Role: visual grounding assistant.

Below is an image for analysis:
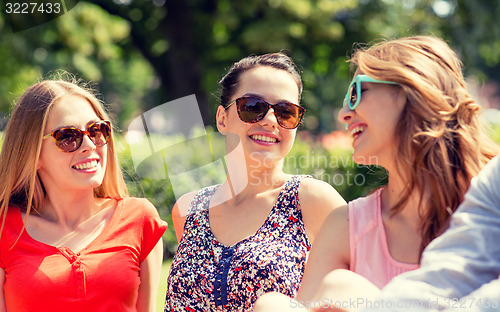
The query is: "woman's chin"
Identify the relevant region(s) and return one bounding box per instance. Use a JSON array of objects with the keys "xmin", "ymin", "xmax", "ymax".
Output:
[{"xmin": 352, "ymin": 152, "xmax": 380, "ymax": 166}]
